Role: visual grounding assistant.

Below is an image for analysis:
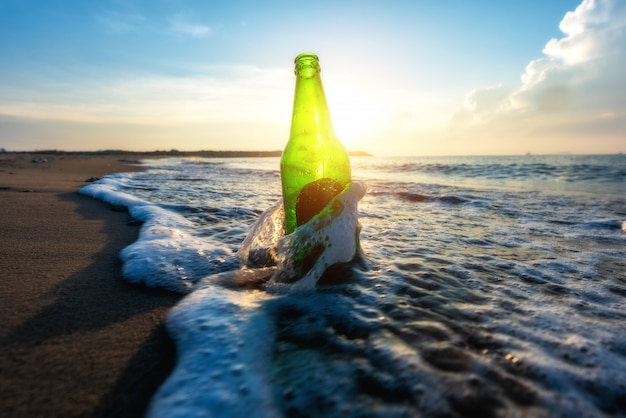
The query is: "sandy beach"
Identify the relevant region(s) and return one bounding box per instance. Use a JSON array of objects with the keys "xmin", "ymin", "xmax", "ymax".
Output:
[{"xmin": 0, "ymin": 153, "xmax": 182, "ymax": 417}]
